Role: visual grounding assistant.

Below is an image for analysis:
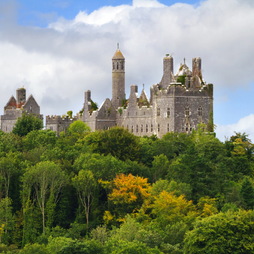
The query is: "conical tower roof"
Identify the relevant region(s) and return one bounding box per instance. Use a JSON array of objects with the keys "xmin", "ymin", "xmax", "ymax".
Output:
[{"xmin": 112, "ymin": 43, "xmax": 125, "ymax": 59}]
